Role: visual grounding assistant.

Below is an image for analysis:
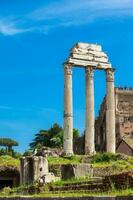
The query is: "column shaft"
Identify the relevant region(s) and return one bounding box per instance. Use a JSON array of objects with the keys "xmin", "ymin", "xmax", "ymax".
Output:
[
  {"xmin": 85, "ymin": 67, "xmax": 95, "ymax": 155},
  {"xmin": 106, "ymin": 68, "xmax": 116, "ymax": 153},
  {"xmin": 64, "ymin": 64, "xmax": 73, "ymax": 155}
]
